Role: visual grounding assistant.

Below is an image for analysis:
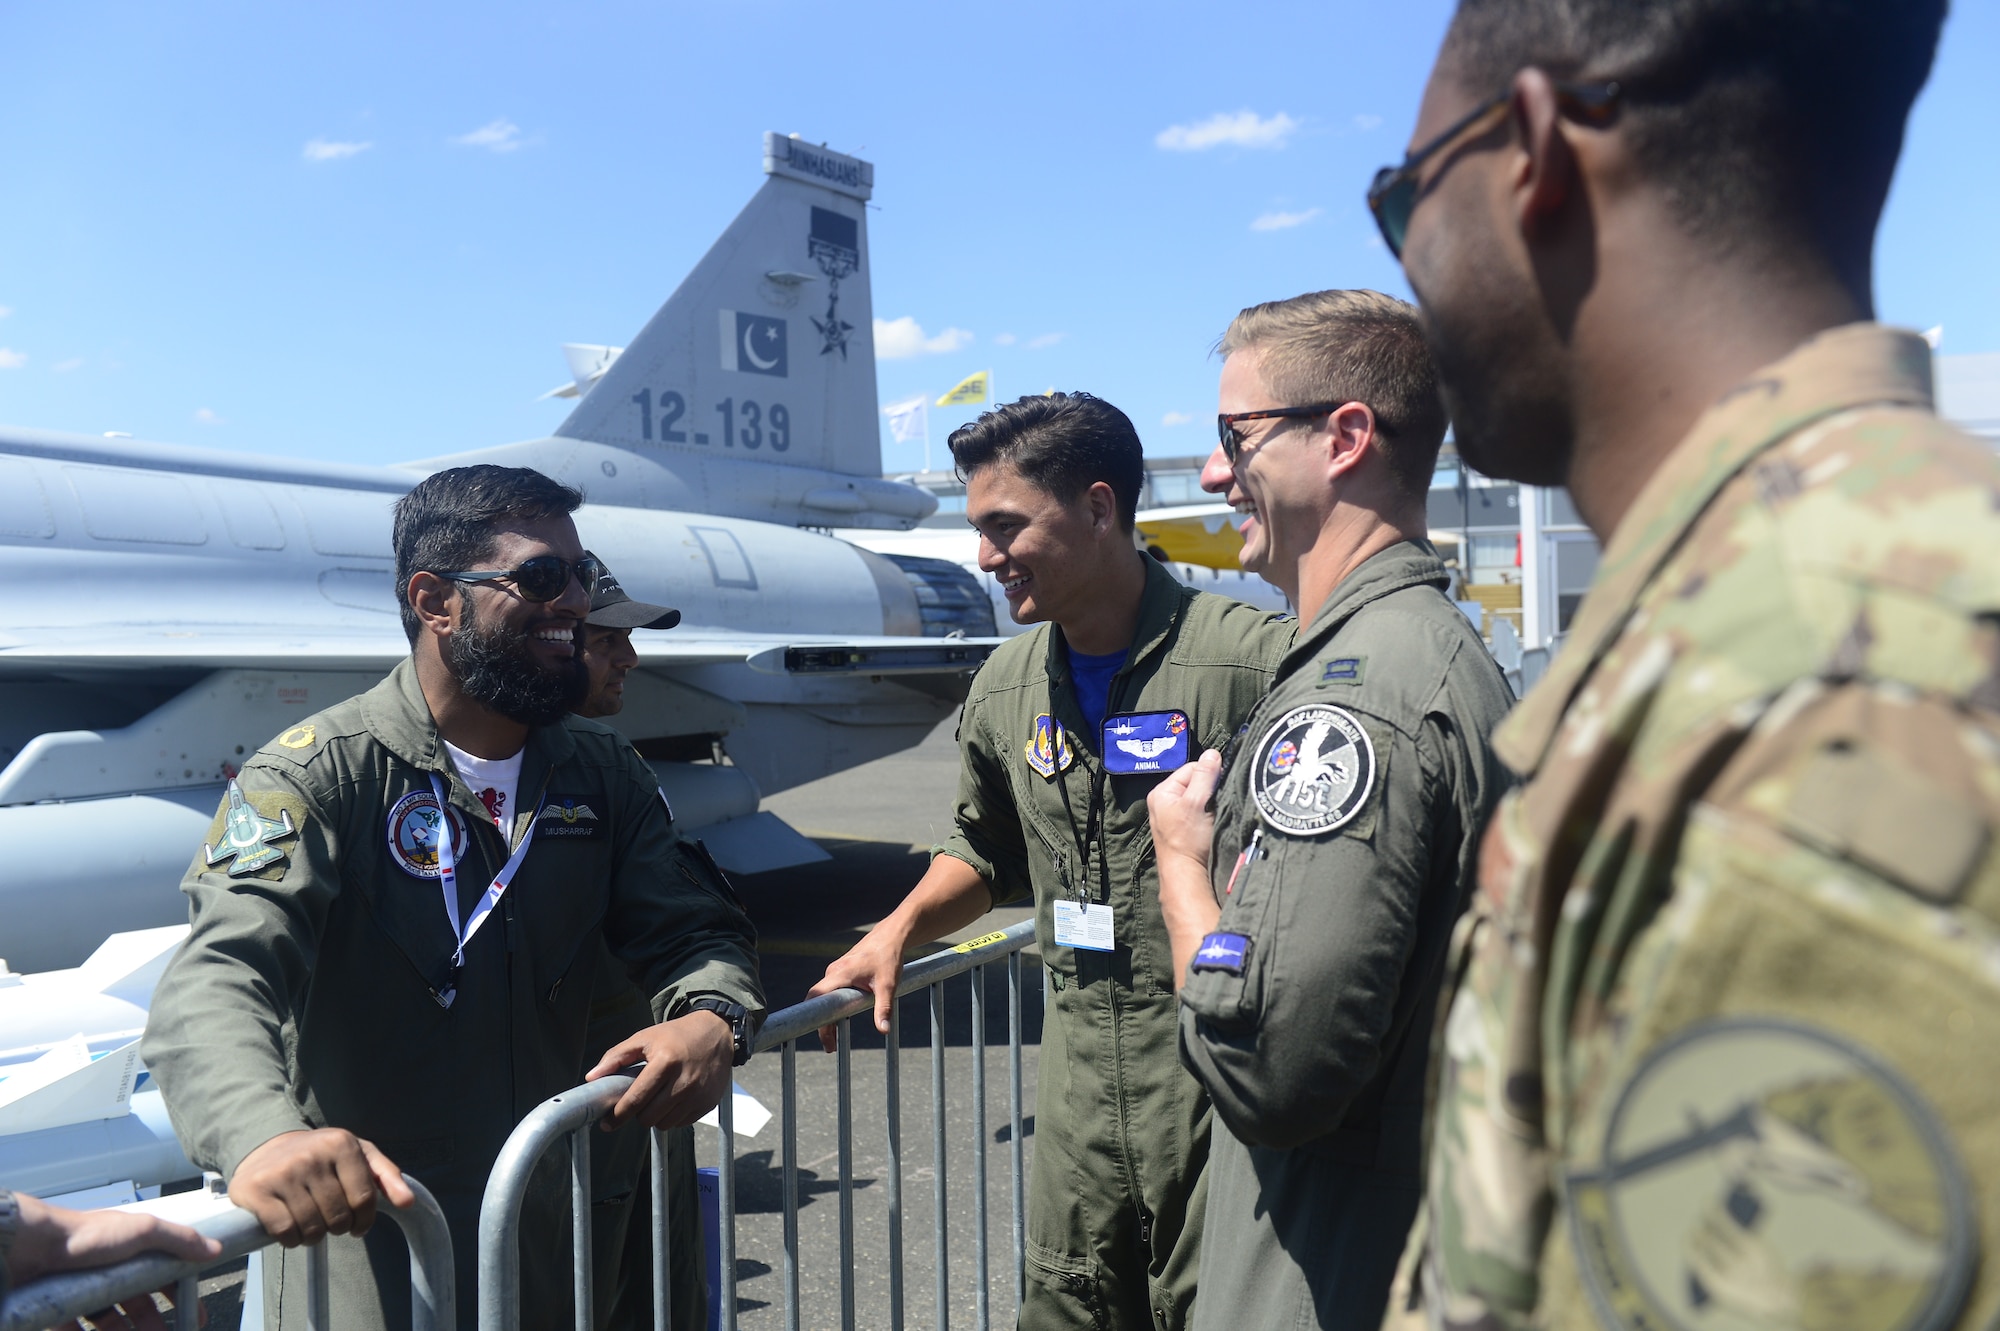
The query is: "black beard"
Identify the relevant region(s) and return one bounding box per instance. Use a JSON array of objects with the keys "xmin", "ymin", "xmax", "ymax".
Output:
[{"xmin": 447, "ymin": 607, "xmax": 586, "ymax": 727}]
